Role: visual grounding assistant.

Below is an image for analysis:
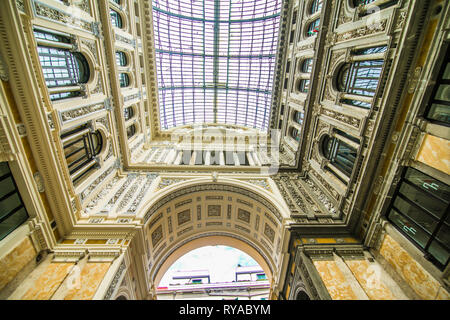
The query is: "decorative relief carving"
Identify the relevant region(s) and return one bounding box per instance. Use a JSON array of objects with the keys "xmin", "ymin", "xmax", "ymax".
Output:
[
  {"xmin": 177, "ymin": 226, "xmax": 193, "ymax": 237},
  {"xmin": 309, "ymin": 169, "xmax": 340, "ymax": 201},
  {"xmin": 174, "ymin": 199, "xmax": 192, "ymax": 209},
  {"xmin": 237, "ymin": 208, "xmax": 251, "ymax": 224},
  {"xmin": 151, "ymin": 225, "xmax": 163, "ymax": 247},
  {"xmin": 85, "ymin": 176, "xmax": 119, "ymax": 213},
  {"xmin": 74, "ymin": 0, "xmax": 91, "ymax": 15},
  {"xmin": 16, "ymin": 0, "xmax": 25, "ymax": 12},
  {"xmin": 264, "ymin": 223, "xmax": 275, "ymax": 243},
  {"xmin": 235, "ymin": 224, "xmax": 250, "ymax": 234},
  {"xmin": 157, "ymin": 178, "xmax": 186, "ymax": 190},
  {"xmin": 116, "ymin": 176, "xmax": 145, "ymax": 212},
  {"xmin": 33, "ymin": 172, "xmax": 45, "ymax": 192},
  {"xmin": 241, "ymin": 179, "xmax": 271, "ymax": 191},
  {"xmin": 207, "ymin": 205, "xmax": 221, "ymax": 217},
  {"xmin": 304, "ymin": 178, "xmax": 337, "ymax": 214},
  {"xmin": 0, "ymin": 52, "xmax": 9, "ymax": 81},
  {"xmin": 144, "ymin": 184, "xmax": 282, "ymax": 225},
  {"xmin": 148, "ymin": 212, "xmax": 163, "ymax": 230},
  {"xmin": 236, "ymin": 198, "xmax": 253, "ymax": 208},
  {"xmin": 103, "ymin": 259, "xmax": 126, "ymax": 300},
  {"xmin": 197, "ymin": 205, "xmax": 201, "ymax": 220},
  {"xmin": 106, "ymin": 174, "xmax": 137, "ymax": 206},
  {"xmin": 167, "ymin": 216, "xmax": 172, "ymax": 233},
  {"xmin": 80, "ymin": 164, "xmax": 115, "ymax": 201}
]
